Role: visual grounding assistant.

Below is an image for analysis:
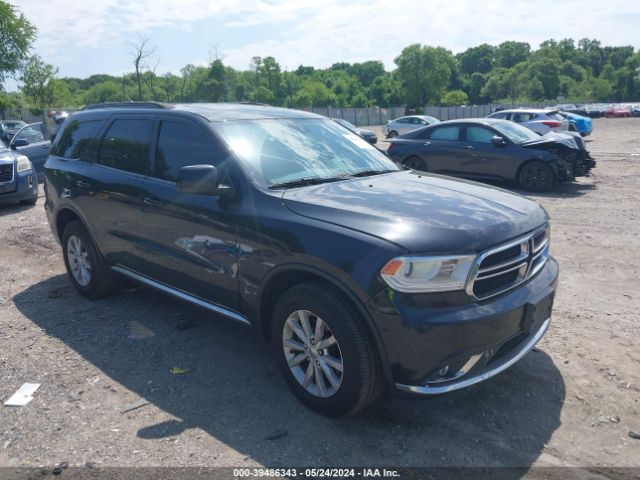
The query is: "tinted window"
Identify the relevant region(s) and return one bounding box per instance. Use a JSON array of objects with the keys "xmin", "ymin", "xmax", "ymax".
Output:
[
  {"xmin": 466, "ymin": 126, "xmax": 495, "ymax": 143},
  {"xmin": 429, "ymin": 126, "xmax": 460, "ymax": 141},
  {"xmin": 52, "ymin": 120, "xmax": 102, "ymax": 159},
  {"xmin": 155, "ymin": 121, "xmax": 222, "ymax": 182},
  {"xmin": 490, "ymin": 112, "xmax": 508, "ymax": 119},
  {"xmin": 98, "ymin": 119, "xmax": 152, "ymax": 174}
]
